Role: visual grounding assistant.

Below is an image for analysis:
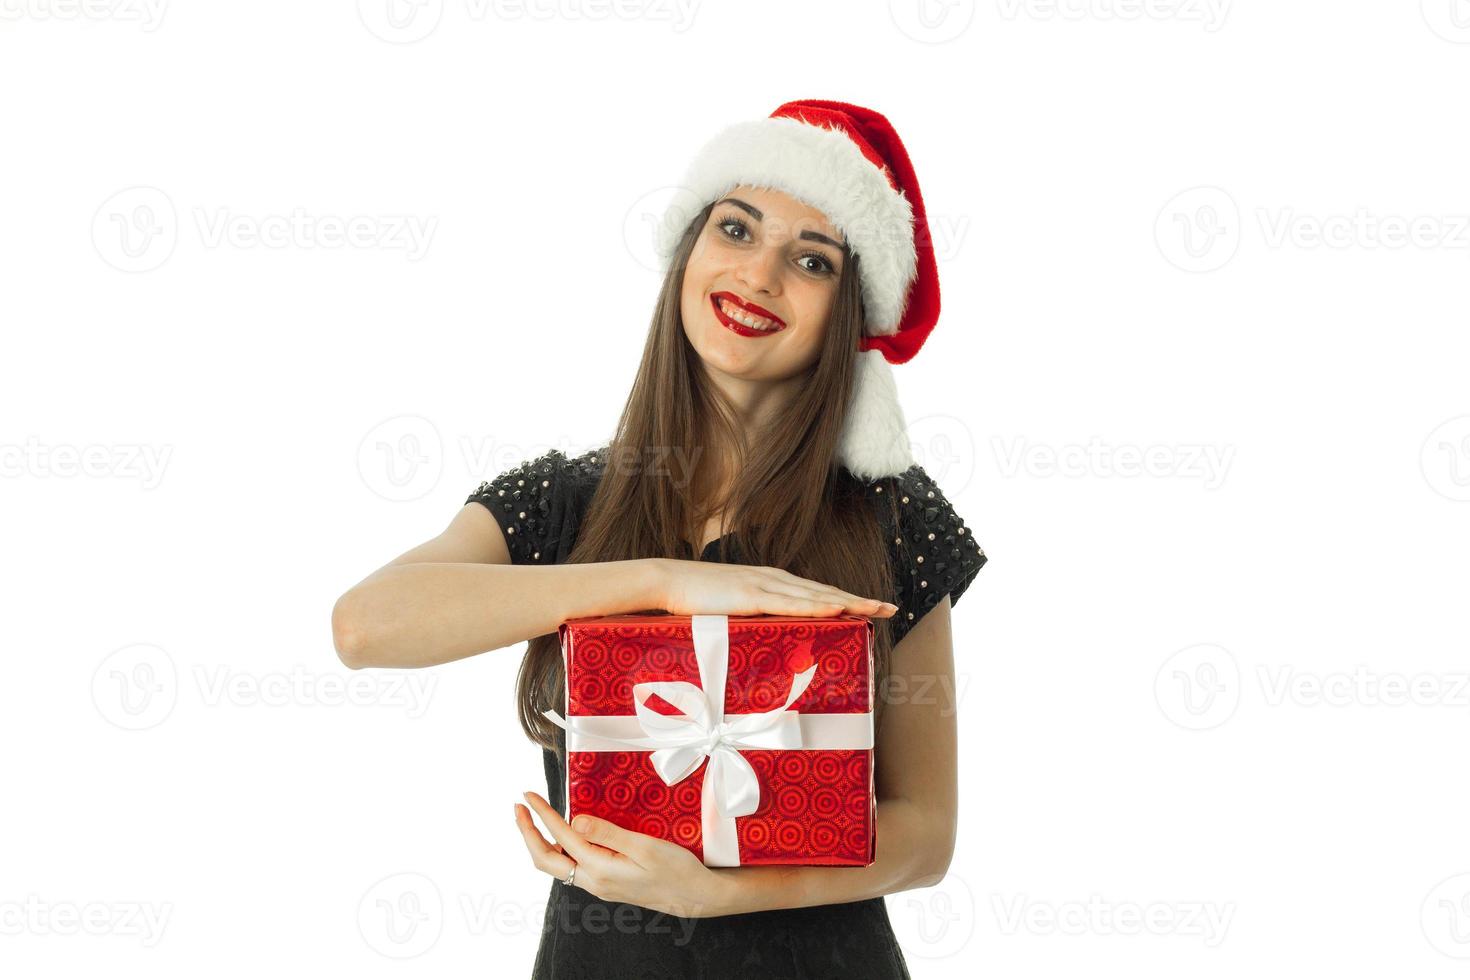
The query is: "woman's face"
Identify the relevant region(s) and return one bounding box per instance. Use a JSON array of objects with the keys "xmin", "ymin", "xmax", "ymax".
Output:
[{"xmin": 680, "ymin": 184, "xmax": 849, "ymax": 387}]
